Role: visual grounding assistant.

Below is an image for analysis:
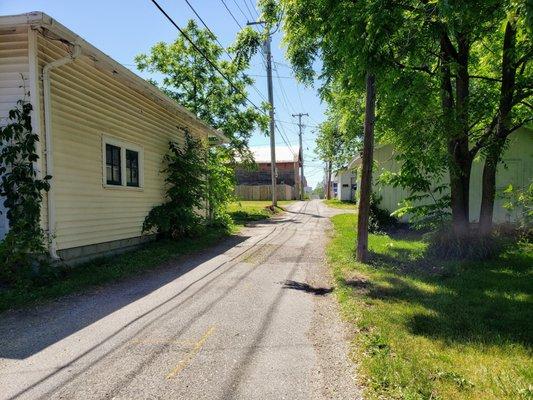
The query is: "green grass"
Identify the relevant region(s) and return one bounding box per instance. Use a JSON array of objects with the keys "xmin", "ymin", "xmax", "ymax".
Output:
[
  {"xmin": 327, "ymin": 213, "xmax": 533, "ymax": 400},
  {"xmin": 323, "ymin": 198, "xmax": 357, "ymax": 210},
  {"xmin": 0, "ymin": 201, "xmax": 296, "ymax": 313},
  {"xmin": 228, "ymin": 200, "xmax": 295, "ymax": 225},
  {"xmin": 0, "ymin": 227, "xmax": 230, "ymax": 313}
]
